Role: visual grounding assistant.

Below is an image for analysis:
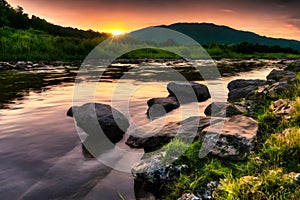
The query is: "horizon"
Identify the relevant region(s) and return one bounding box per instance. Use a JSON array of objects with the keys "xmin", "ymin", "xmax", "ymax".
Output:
[{"xmin": 6, "ymin": 0, "xmax": 300, "ymax": 41}]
